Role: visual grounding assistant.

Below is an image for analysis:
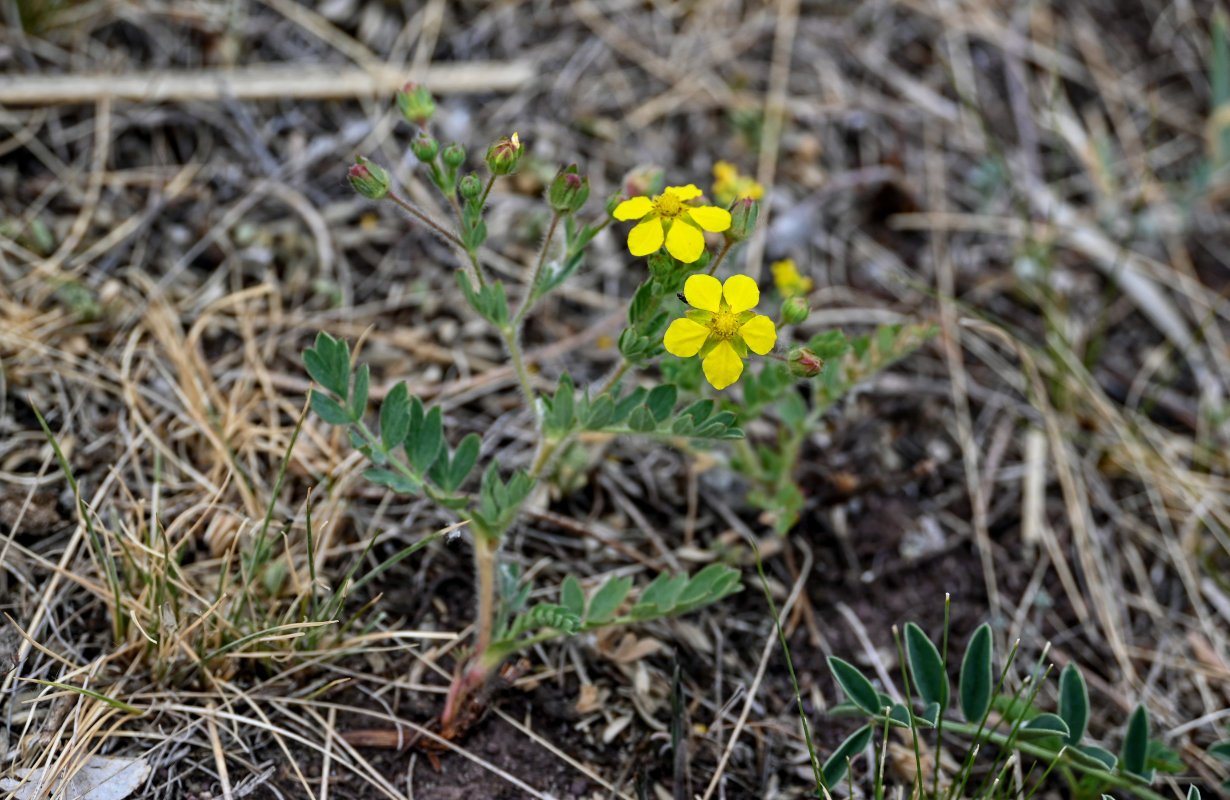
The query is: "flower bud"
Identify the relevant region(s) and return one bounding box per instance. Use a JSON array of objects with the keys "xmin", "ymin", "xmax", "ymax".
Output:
[
  {"xmin": 459, "ymin": 172, "xmax": 482, "ymax": 200},
  {"xmin": 396, "ymin": 82, "xmax": 435, "ymax": 126},
  {"xmin": 548, "ymin": 165, "xmax": 590, "ymax": 213},
  {"xmin": 622, "ymin": 164, "xmax": 664, "ymax": 198},
  {"xmin": 725, "ymin": 197, "xmax": 759, "ymax": 242},
  {"xmin": 442, "ymin": 142, "xmax": 466, "ymax": 169},
  {"xmin": 781, "ymin": 295, "xmax": 810, "ymax": 325},
  {"xmin": 788, "ymin": 346, "xmax": 824, "ymax": 379},
  {"xmin": 485, "ymin": 132, "xmax": 522, "ymax": 176},
  {"xmin": 411, "ymin": 134, "xmax": 439, "ymax": 163},
  {"xmin": 348, "ymin": 156, "xmax": 389, "ymax": 200}
]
